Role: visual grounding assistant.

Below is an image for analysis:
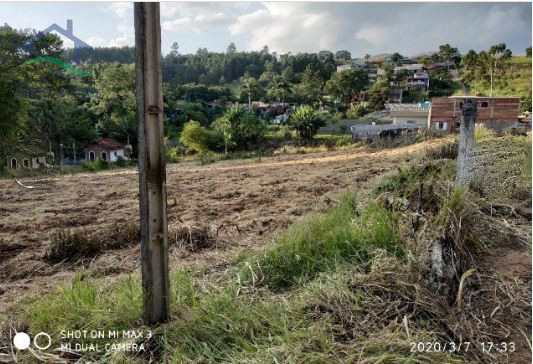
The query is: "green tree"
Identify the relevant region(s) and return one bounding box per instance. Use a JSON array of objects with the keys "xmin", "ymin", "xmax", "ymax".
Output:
[
  {"xmin": 324, "ymin": 69, "xmax": 368, "ymax": 106},
  {"xmin": 89, "ymin": 64, "xmax": 137, "ymax": 145},
  {"xmin": 267, "ymin": 75, "xmax": 292, "ymax": 103},
  {"xmin": 179, "ymin": 120, "xmax": 213, "ymax": 154},
  {"xmin": 335, "ymin": 50, "xmax": 351, "ymax": 64},
  {"xmin": 212, "ymin": 106, "xmax": 266, "ymax": 151},
  {"xmin": 486, "ymin": 43, "xmax": 512, "ymax": 96},
  {"xmin": 288, "ymin": 105, "xmax": 325, "ymax": 140},
  {"xmin": 240, "ymin": 73, "xmax": 260, "ymax": 110},
  {"xmin": 297, "ymin": 66, "xmax": 323, "ymax": 105}
]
